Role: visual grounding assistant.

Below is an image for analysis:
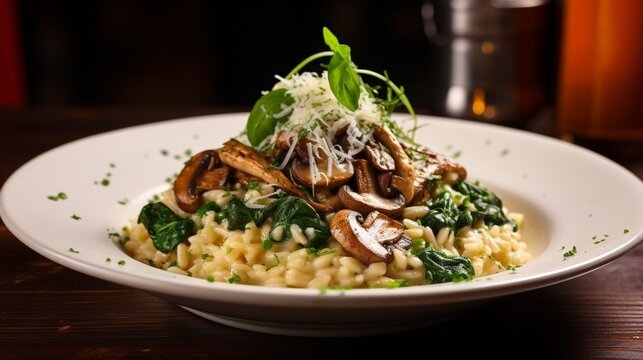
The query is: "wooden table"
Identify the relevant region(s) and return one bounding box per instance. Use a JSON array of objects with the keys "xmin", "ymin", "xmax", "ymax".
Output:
[{"xmin": 1, "ymin": 108, "xmax": 641, "ymax": 359}]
